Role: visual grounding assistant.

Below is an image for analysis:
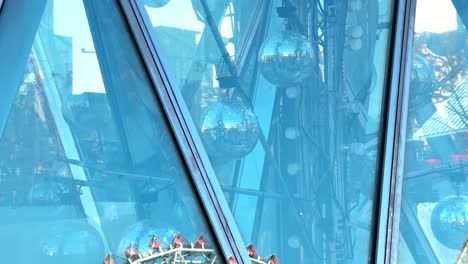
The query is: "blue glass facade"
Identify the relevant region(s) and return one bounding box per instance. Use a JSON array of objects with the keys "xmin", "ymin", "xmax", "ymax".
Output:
[
  {"xmin": 140, "ymin": 0, "xmax": 394, "ymax": 263},
  {"xmin": 0, "ymin": 0, "xmax": 466, "ymax": 263},
  {"xmin": 0, "ymin": 0, "xmax": 219, "ymax": 263}
]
